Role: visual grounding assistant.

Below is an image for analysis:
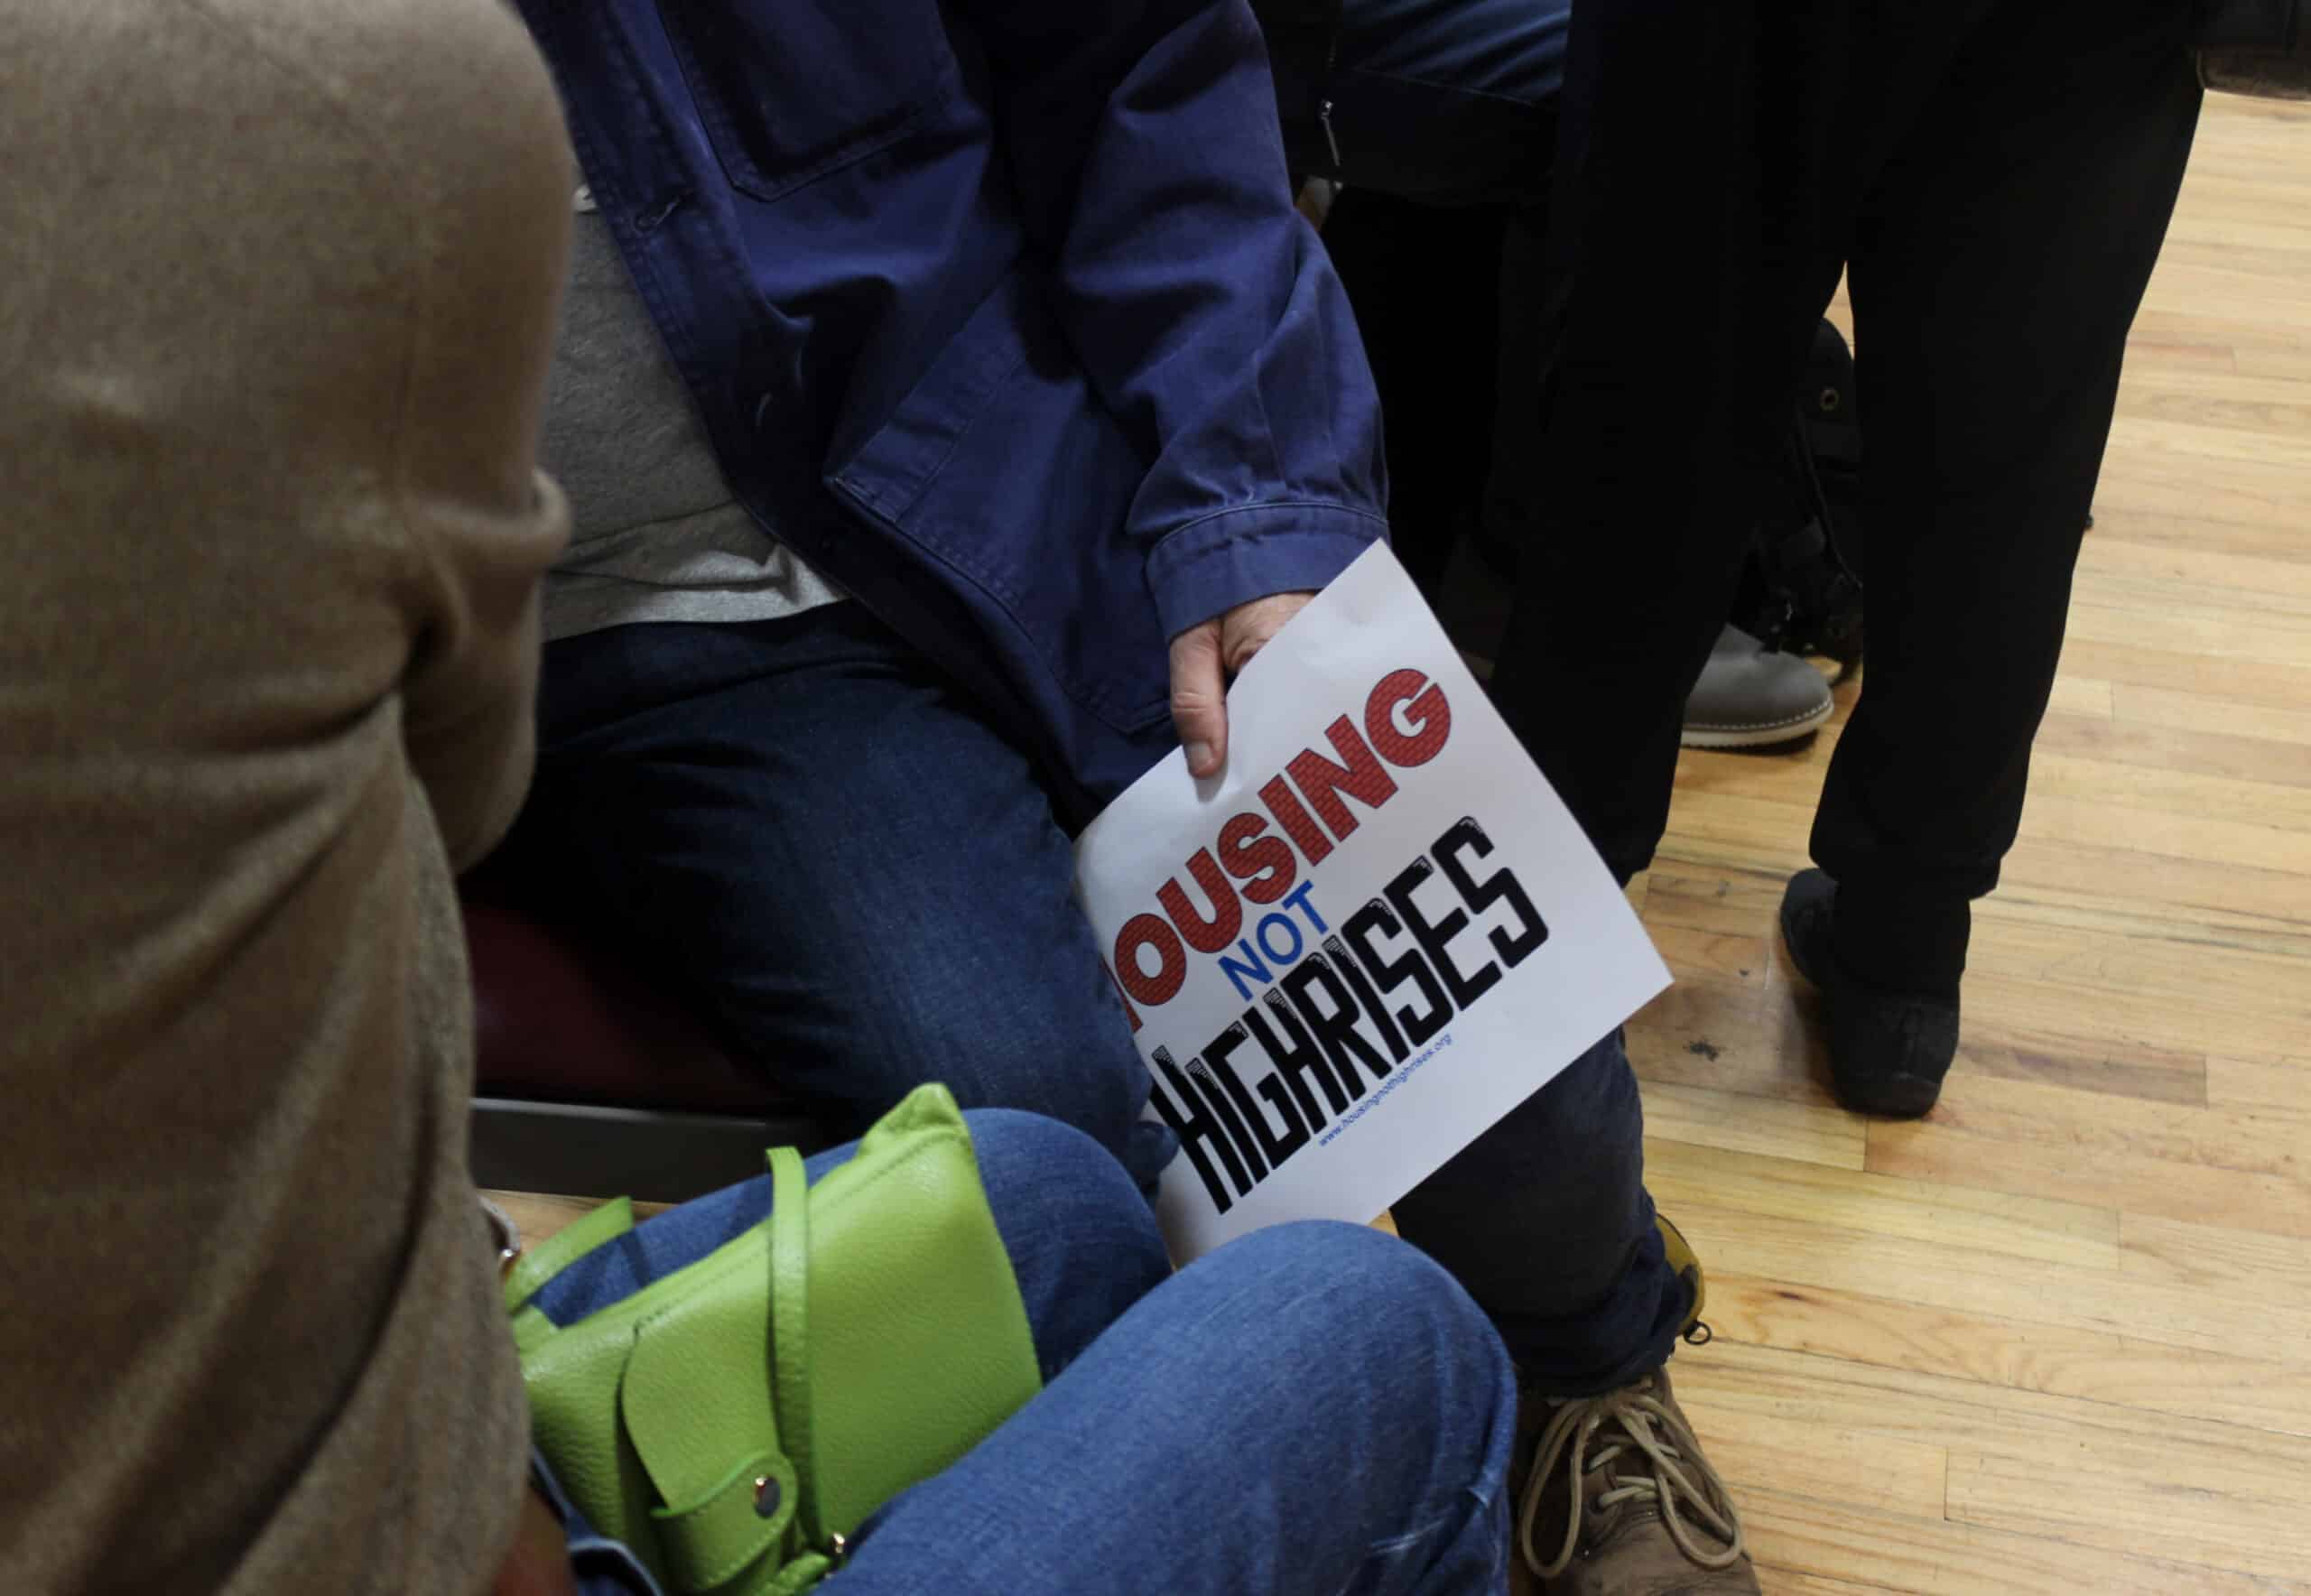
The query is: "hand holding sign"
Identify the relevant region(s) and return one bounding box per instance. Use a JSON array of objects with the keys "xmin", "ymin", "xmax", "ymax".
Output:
[
  {"xmin": 1167, "ymin": 589, "xmax": 1316, "ymax": 776},
  {"xmin": 1075, "ymin": 544, "xmax": 1670, "ymax": 1260}
]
